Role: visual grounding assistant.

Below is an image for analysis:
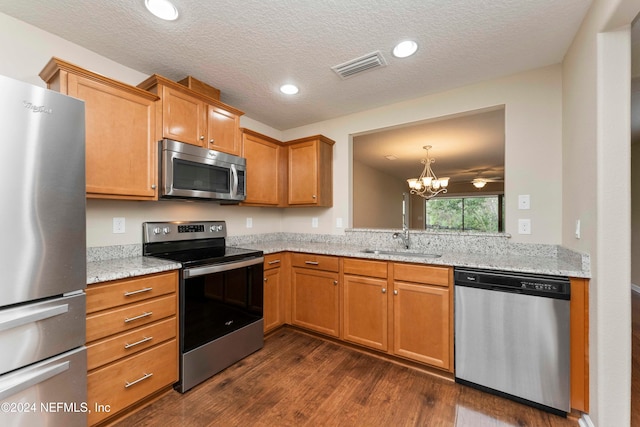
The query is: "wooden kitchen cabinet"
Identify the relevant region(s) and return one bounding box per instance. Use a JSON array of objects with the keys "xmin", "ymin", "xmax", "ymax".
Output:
[
  {"xmin": 342, "ymin": 258, "xmax": 389, "ymax": 351},
  {"xmin": 263, "ymin": 253, "xmax": 286, "ymax": 333},
  {"xmin": 241, "ymin": 129, "xmax": 286, "ymax": 206},
  {"xmin": 39, "ymin": 57, "xmax": 159, "ymax": 200},
  {"xmin": 392, "ymin": 263, "xmax": 453, "ymax": 371},
  {"xmin": 138, "ymin": 74, "xmax": 243, "ymax": 155},
  {"xmin": 285, "ymin": 135, "xmax": 335, "ymax": 206},
  {"xmin": 291, "ymin": 253, "xmax": 340, "ymax": 337},
  {"xmin": 85, "ymin": 270, "xmax": 179, "ymax": 426}
]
